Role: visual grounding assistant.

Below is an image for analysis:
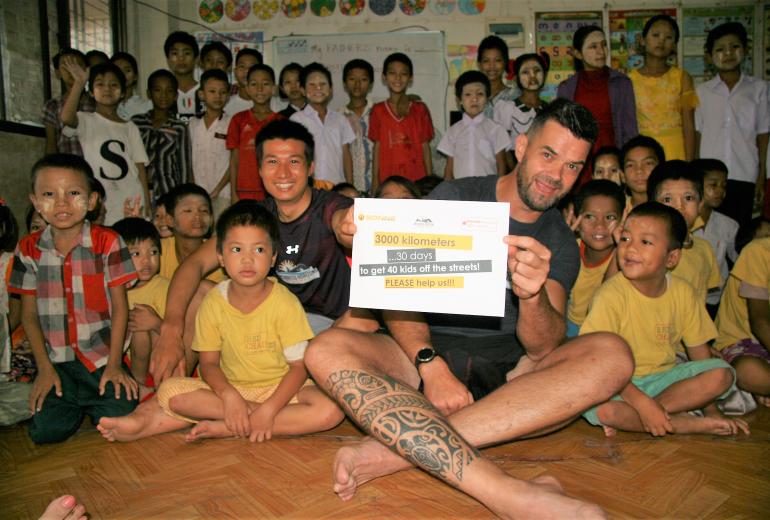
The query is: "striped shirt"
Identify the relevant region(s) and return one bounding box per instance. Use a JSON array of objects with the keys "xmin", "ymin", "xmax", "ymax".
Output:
[
  {"xmin": 41, "ymin": 94, "xmax": 96, "ymax": 156},
  {"xmin": 8, "ymin": 222, "xmax": 137, "ymax": 371},
  {"xmin": 131, "ymin": 111, "xmax": 192, "ymax": 198}
]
